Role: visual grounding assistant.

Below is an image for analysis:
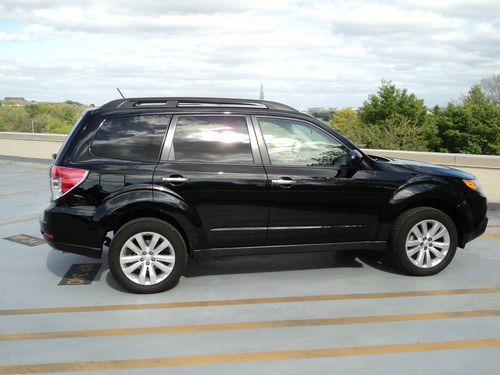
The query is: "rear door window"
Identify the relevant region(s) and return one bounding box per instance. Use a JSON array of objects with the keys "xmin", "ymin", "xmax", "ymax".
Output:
[
  {"xmin": 91, "ymin": 115, "xmax": 170, "ymax": 162},
  {"xmin": 170, "ymin": 116, "xmax": 253, "ymax": 164}
]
